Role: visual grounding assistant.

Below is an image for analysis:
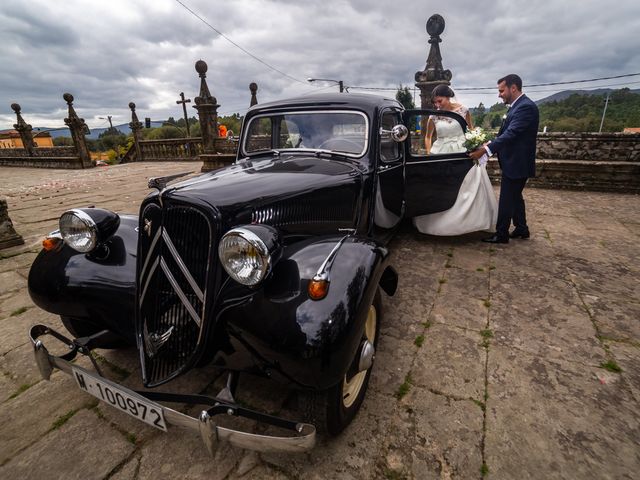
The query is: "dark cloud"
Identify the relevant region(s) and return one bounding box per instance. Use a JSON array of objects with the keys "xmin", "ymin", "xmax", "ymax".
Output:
[{"xmin": 1, "ymin": 0, "xmax": 638, "ymax": 129}]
